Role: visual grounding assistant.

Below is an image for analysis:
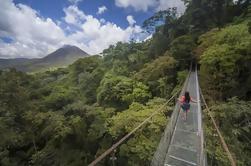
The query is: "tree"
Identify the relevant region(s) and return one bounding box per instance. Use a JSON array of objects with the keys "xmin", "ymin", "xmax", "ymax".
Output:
[
  {"xmin": 44, "ymin": 85, "xmax": 78, "ymax": 110},
  {"xmin": 135, "ymin": 55, "xmax": 177, "ymax": 97},
  {"xmin": 199, "ymin": 23, "xmax": 251, "ymax": 100},
  {"xmin": 97, "ymin": 74, "xmax": 151, "ymax": 108},
  {"xmin": 149, "ymin": 29, "xmax": 169, "ymax": 58},
  {"xmin": 69, "ymin": 55, "xmax": 102, "ymax": 84},
  {"xmin": 143, "ymin": 9, "xmax": 178, "ymax": 34},
  {"xmin": 108, "ymin": 98, "xmax": 169, "ymax": 165},
  {"xmin": 170, "ymin": 35, "xmax": 196, "ymax": 68},
  {"xmin": 205, "ymin": 98, "xmax": 251, "ymax": 165}
]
